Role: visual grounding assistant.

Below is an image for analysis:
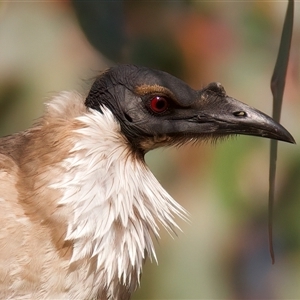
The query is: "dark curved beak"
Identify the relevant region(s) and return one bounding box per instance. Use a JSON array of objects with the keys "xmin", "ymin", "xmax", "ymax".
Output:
[{"xmin": 194, "ymin": 83, "xmax": 295, "ymax": 144}]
